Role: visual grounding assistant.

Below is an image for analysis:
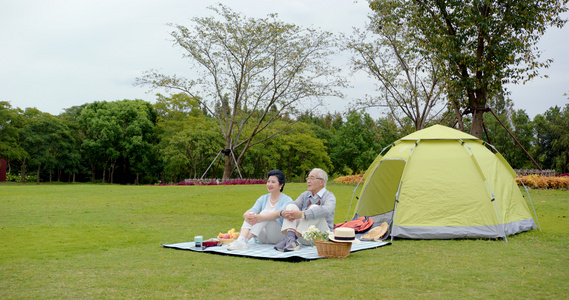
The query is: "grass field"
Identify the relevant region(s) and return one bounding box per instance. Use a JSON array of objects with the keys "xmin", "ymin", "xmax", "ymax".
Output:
[{"xmin": 1, "ymin": 182, "xmax": 568, "ymax": 299}]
